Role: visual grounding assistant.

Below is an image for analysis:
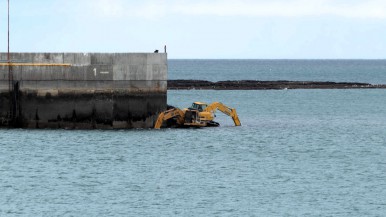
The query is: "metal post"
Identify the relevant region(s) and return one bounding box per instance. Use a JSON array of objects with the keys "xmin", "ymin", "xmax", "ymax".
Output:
[
  {"xmin": 7, "ymin": 0, "xmax": 10, "ymax": 62},
  {"xmin": 8, "ymin": 0, "xmax": 11, "ymax": 90},
  {"xmin": 7, "ymin": 0, "xmax": 11, "ymax": 87},
  {"xmin": 7, "ymin": 0, "xmax": 14, "ymax": 123}
]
